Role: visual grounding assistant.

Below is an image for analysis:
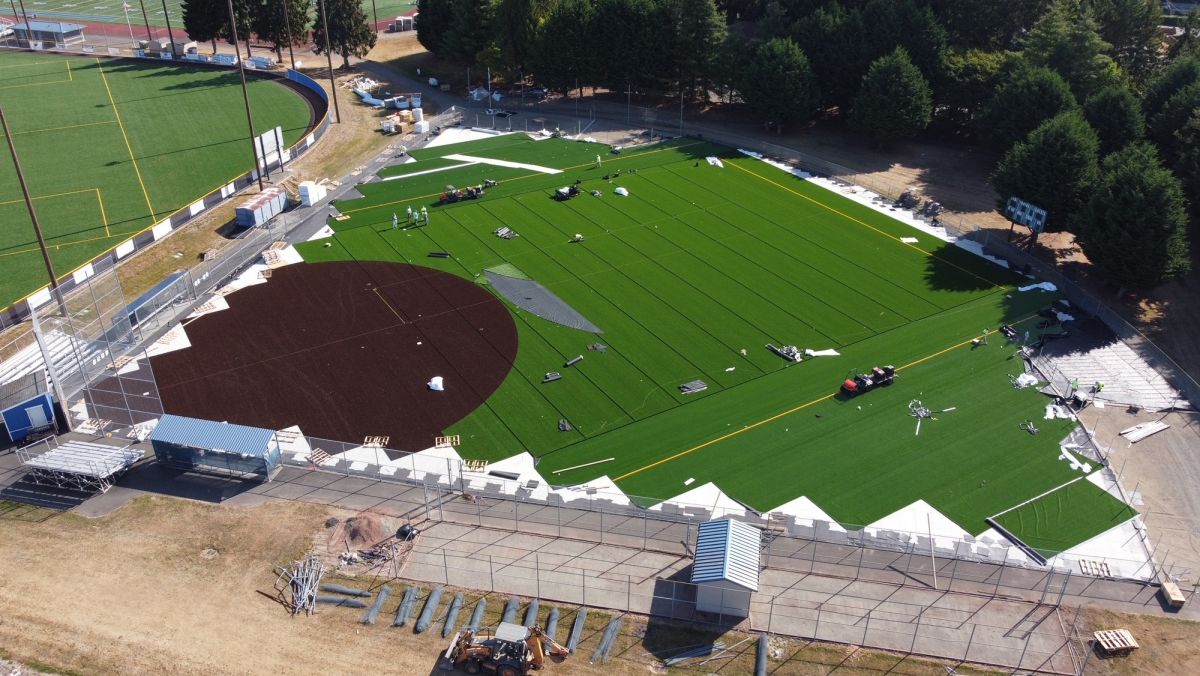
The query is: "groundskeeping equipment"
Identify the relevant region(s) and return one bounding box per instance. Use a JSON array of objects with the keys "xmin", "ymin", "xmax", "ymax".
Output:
[
  {"xmin": 840, "ymin": 365, "xmax": 895, "ymax": 397},
  {"xmin": 440, "ymin": 622, "xmax": 570, "ymax": 674}
]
